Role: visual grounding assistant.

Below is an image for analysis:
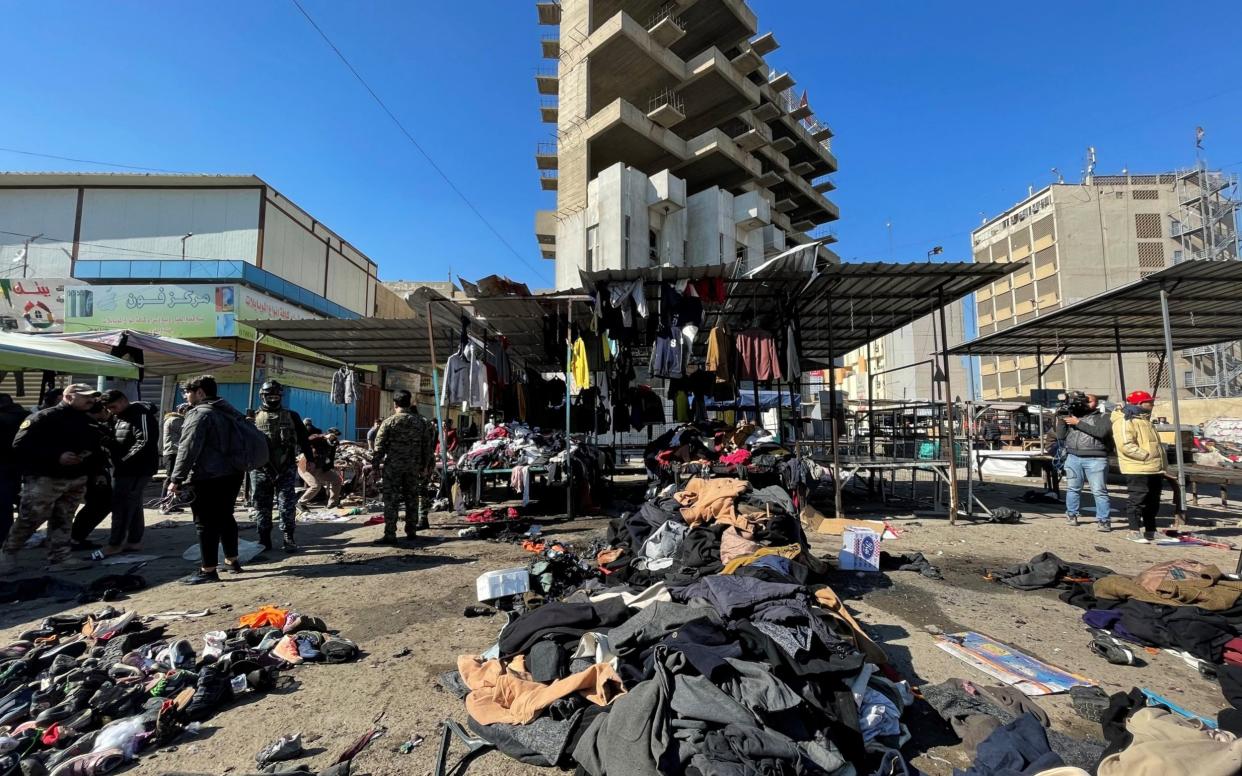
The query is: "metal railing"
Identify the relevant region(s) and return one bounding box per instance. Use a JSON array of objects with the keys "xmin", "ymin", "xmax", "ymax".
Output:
[
  {"xmin": 648, "ymin": 3, "xmax": 685, "ymax": 30},
  {"xmin": 647, "ymin": 87, "xmax": 685, "ymax": 116}
]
